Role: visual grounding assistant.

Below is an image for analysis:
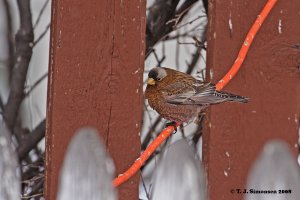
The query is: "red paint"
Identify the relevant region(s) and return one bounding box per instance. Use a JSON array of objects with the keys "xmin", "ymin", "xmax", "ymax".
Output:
[
  {"xmin": 45, "ymin": 0, "xmax": 146, "ymax": 199},
  {"xmin": 216, "ymin": 0, "xmax": 278, "ymax": 91},
  {"xmin": 204, "ymin": 0, "xmax": 300, "ymax": 200}
]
